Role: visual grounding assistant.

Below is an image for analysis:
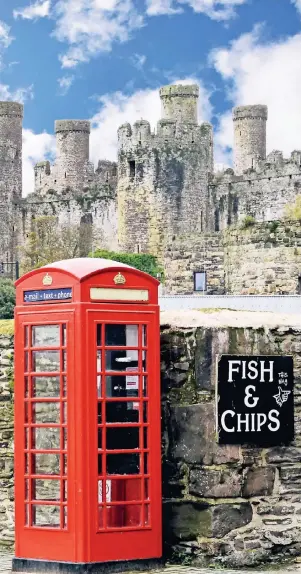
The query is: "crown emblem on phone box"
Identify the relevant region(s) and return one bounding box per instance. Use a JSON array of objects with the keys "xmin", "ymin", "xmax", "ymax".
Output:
[
  {"xmin": 42, "ymin": 273, "xmax": 53, "ymax": 286},
  {"xmin": 114, "ymin": 272, "xmax": 126, "ymax": 285}
]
